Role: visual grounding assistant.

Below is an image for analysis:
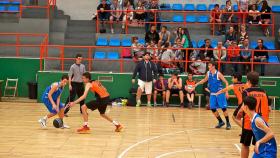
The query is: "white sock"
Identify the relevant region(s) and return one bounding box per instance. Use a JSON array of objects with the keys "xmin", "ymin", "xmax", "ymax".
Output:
[
  {"xmin": 43, "ymin": 115, "xmax": 48, "ymax": 120},
  {"xmin": 147, "ymin": 101, "xmax": 151, "ymax": 104},
  {"xmin": 137, "ymin": 100, "xmax": 141, "ymax": 103},
  {"xmin": 84, "ymin": 122, "xmax": 89, "ymax": 126},
  {"xmin": 112, "ymin": 120, "xmax": 119, "ymax": 126}
]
